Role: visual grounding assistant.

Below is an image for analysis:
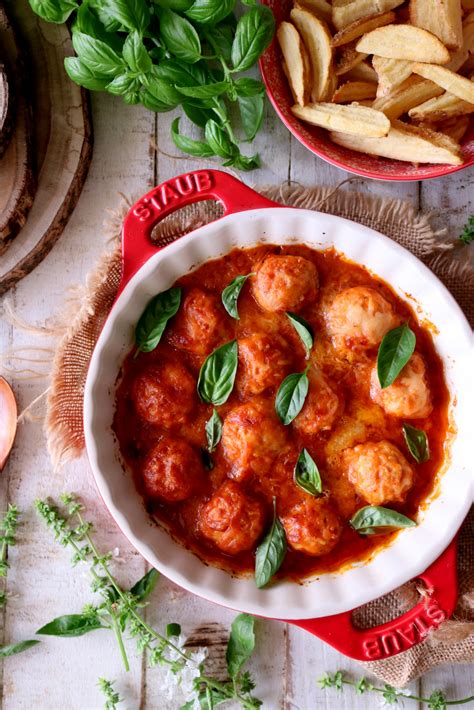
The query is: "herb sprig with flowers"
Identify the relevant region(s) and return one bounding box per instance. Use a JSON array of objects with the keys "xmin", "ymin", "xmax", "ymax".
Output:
[
  {"xmin": 28, "ymin": 0, "xmax": 275, "ymax": 171},
  {"xmin": 35, "ymin": 493, "xmax": 262, "ymax": 709}
]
